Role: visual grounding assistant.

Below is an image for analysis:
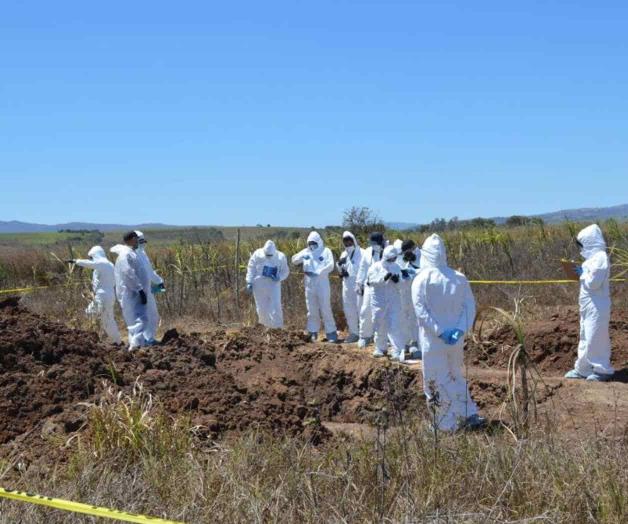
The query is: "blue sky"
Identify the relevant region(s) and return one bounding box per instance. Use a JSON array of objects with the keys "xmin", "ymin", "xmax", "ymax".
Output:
[{"xmin": 1, "ymin": 1, "xmax": 627, "ymax": 227}]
